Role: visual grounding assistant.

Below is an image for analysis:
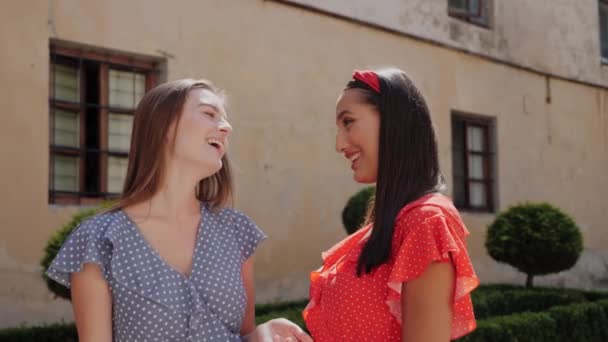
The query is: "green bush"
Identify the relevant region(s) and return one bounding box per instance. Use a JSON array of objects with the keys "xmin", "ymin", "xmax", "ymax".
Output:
[
  {"xmin": 472, "ymin": 289, "xmax": 587, "ymax": 319},
  {"xmin": 255, "ymin": 299, "xmax": 309, "ymax": 316},
  {"xmin": 548, "ymin": 301, "xmax": 608, "ymax": 342},
  {"xmin": 458, "ymin": 320, "xmax": 507, "ymax": 342},
  {"xmin": 485, "ymin": 203, "xmax": 583, "ymax": 287},
  {"xmin": 255, "ymin": 299, "xmax": 309, "ymax": 332},
  {"xmin": 598, "ymin": 299, "xmax": 608, "ymax": 322},
  {"xmin": 40, "ymin": 203, "xmax": 112, "ymax": 300},
  {"xmin": 4, "ymin": 286, "xmax": 608, "ymax": 341},
  {"xmin": 341, "ymin": 186, "xmax": 374, "ymax": 235},
  {"xmin": 582, "ymin": 290, "xmax": 608, "ymax": 302},
  {"xmin": 0, "ymin": 301, "xmax": 307, "ymax": 341},
  {"xmin": 459, "ymin": 311, "xmax": 557, "ymax": 342},
  {"xmin": 473, "ymin": 284, "xmax": 608, "ymax": 302},
  {"xmin": 471, "ymin": 283, "xmax": 523, "ymax": 293},
  {"xmin": 459, "ymin": 300, "xmax": 608, "ymax": 342},
  {"xmin": 598, "ymin": 300, "xmax": 608, "ymax": 339},
  {"xmin": 256, "ymin": 307, "xmax": 306, "ymax": 333},
  {"xmin": 0, "ymin": 322, "xmax": 77, "ymax": 342}
]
